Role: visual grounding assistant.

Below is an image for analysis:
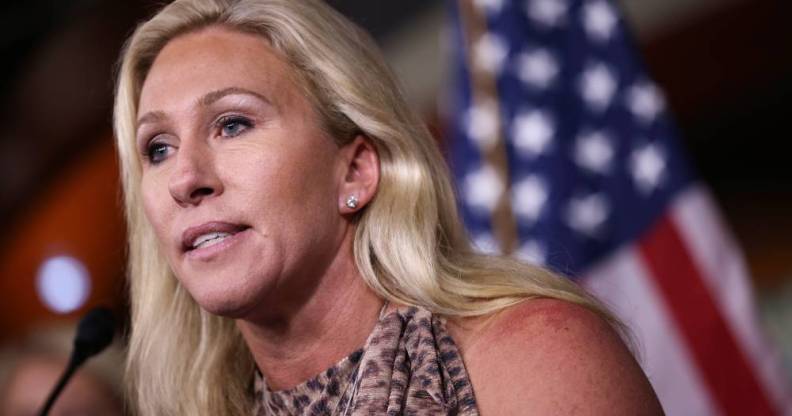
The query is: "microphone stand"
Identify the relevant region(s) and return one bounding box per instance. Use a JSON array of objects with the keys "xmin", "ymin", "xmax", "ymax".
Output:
[
  {"xmin": 37, "ymin": 307, "xmax": 116, "ymax": 416},
  {"xmin": 38, "ymin": 350, "xmax": 87, "ymax": 416}
]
